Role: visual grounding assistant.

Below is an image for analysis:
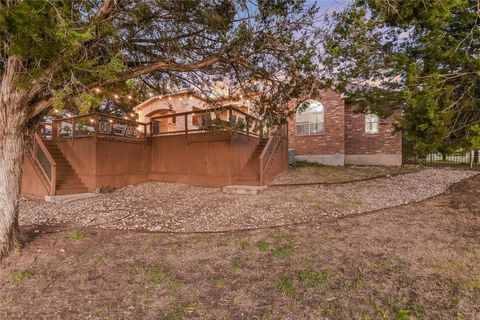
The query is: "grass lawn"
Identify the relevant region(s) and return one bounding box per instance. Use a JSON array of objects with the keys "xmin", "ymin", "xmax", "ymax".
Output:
[
  {"xmin": 271, "ymin": 161, "xmax": 420, "ymax": 185},
  {"xmin": 1, "ymin": 175, "xmax": 479, "ymax": 319}
]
